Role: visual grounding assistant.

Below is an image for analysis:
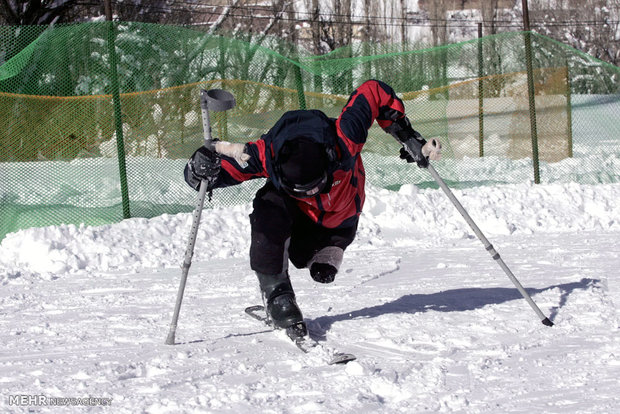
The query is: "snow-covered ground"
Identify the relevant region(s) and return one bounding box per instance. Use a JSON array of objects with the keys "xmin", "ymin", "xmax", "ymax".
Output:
[{"xmin": 1, "ymin": 178, "xmax": 619, "ymax": 413}]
